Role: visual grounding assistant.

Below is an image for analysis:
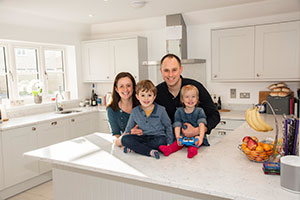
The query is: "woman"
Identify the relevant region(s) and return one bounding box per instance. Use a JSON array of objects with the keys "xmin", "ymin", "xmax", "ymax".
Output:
[{"xmin": 106, "ymin": 72, "xmax": 139, "ymax": 146}]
